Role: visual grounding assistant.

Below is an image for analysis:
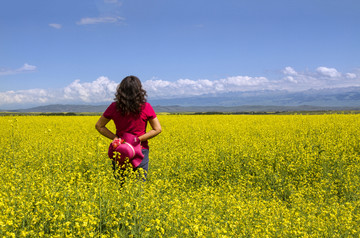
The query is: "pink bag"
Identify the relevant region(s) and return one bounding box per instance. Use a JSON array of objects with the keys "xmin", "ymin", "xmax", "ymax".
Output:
[{"xmin": 108, "ymin": 132, "xmax": 144, "ymax": 168}]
